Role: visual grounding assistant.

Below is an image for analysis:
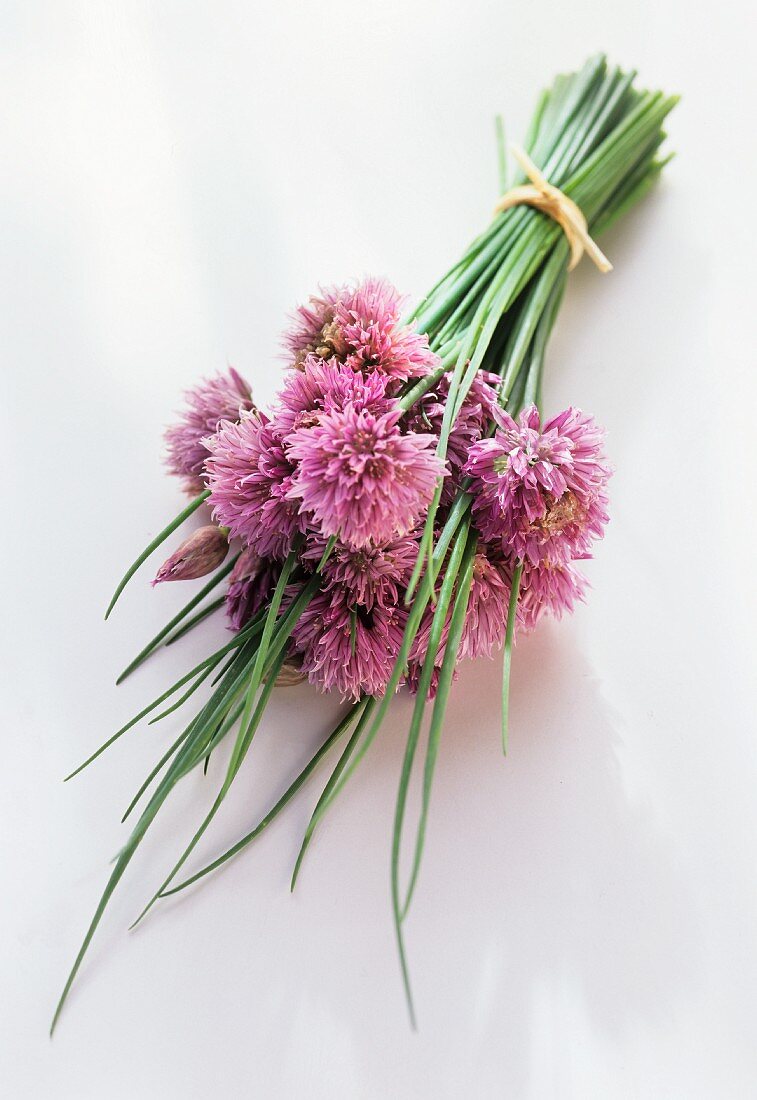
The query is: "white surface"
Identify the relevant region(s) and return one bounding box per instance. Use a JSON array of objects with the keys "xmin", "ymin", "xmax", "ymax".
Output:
[{"xmin": 3, "ymin": 2, "xmax": 757, "ymax": 1097}]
